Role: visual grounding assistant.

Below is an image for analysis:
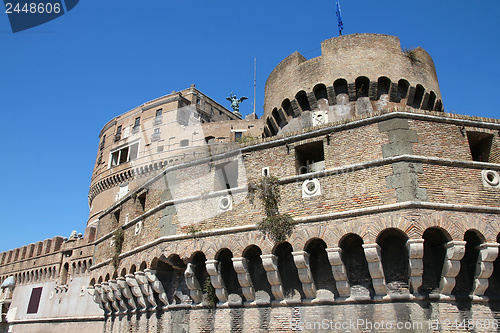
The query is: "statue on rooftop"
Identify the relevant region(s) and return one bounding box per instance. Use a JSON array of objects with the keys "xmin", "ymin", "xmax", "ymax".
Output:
[{"xmin": 226, "ymin": 92, "xmax": 247, "ymax": 115}]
